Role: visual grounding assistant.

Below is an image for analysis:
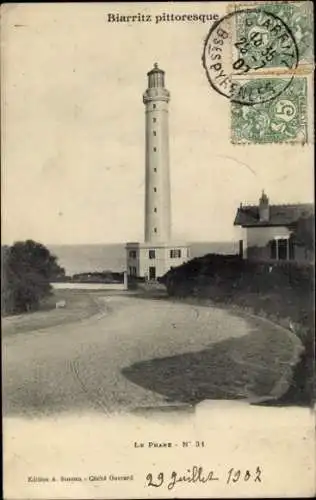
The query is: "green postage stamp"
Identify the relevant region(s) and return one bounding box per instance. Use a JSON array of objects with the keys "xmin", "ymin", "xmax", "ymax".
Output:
[
  {"xmin": 203, "ymin": 1, "xmax": 313, "ymax": 144},
  {"xmin": 231, "ymin": 77, "xmax": 308, "ymax": 144},
  {"xmin": 230, "ymin": 1, "xmax": 313, "ymax": 144},
  {"xmin": 233, "ymin": 1, "xmax": 314, "ymax": 70},
  {"xmin": 202, "ymin": 1, "xmax": 313, "ymax": 144}
]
